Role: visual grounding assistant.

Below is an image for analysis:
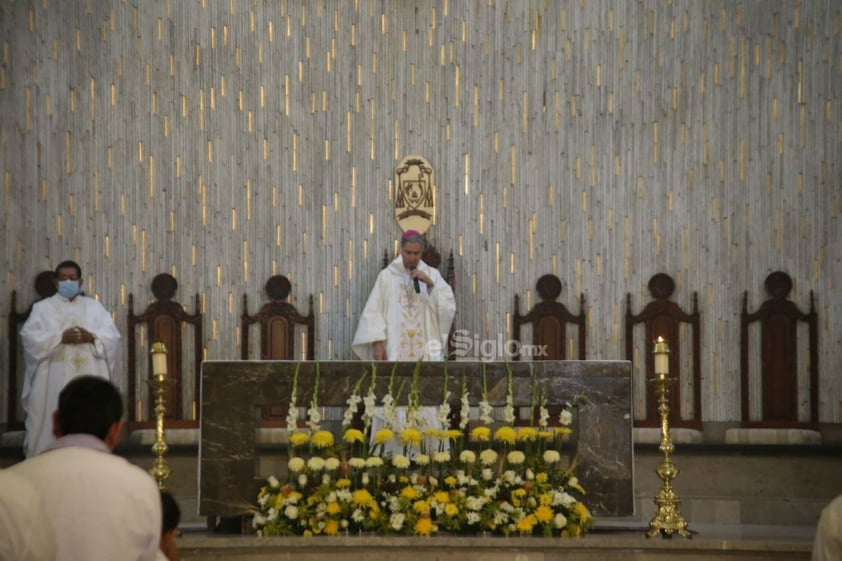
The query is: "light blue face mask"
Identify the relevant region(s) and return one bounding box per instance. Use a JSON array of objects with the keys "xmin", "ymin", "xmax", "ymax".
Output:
[{"xmin": 58, "ymin": 280, "xmax": 80, "ymax": 300}]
